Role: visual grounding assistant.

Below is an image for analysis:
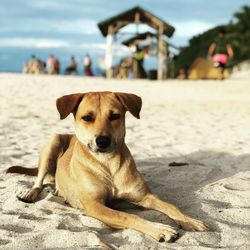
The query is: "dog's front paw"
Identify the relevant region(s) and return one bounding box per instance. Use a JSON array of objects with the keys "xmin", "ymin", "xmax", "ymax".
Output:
[
  {"xmin": 17, "ymin": 187, "xmax": 41, "ymax": 203},
  {"xmin": 178, "ymin": 217, "xmax": 208, "ymax": 232},
  {"xmin": 151, "ymin": 223, "xmax": 179, "ymax": 242}
]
